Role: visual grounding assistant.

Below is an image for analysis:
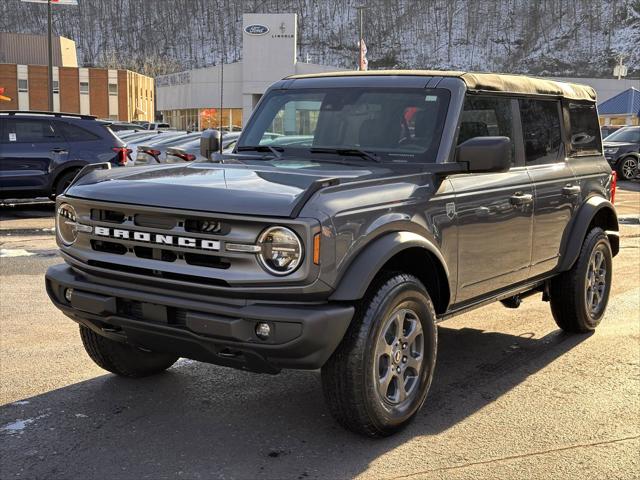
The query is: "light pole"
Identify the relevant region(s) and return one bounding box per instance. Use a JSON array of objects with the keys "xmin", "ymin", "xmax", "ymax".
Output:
[{"xmin": 47, "ymin": 0, "xmax": 53, "ymax": 111}]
